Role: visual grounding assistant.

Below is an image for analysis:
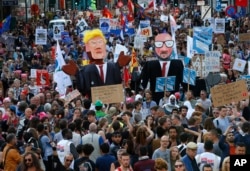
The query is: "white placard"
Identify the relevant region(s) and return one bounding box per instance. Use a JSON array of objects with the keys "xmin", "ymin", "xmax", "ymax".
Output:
[
  {"xmin": 233, "ymin": 58, "xmax": 247, "ymax": 72},
  {"xmin": 53, "ymin": 25, "xmax": 64, "ymax": 40},
  {"xmin": 114, "ymin": 44, "xmax": 128, "ymax": 62},
  {"xmin": 35, "ymin": 29, "xmax": 47, "ymax": 45}
]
